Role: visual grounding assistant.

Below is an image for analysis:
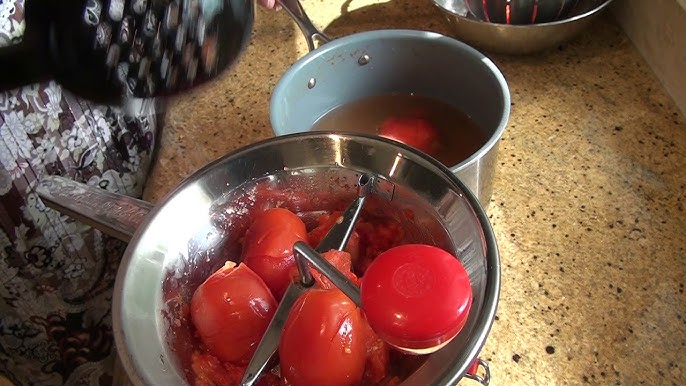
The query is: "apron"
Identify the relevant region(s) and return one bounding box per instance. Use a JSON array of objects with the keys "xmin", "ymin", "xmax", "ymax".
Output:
[{"xmin": 0, "ymin": 1, "xmax": 163, "ymax": 384}]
